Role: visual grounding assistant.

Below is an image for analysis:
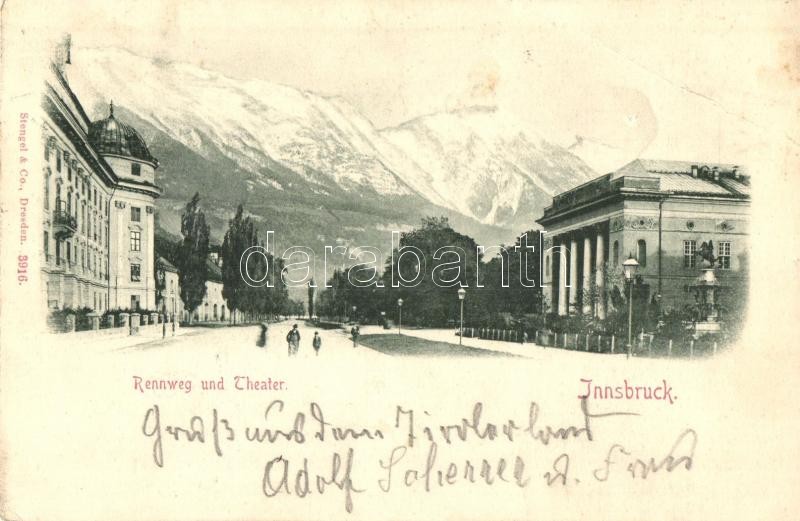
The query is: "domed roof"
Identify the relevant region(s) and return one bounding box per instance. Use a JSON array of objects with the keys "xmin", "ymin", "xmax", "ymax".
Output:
[{"xmin": 88, "ymin": 102, "xmax": 156, "ymax": 164}]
